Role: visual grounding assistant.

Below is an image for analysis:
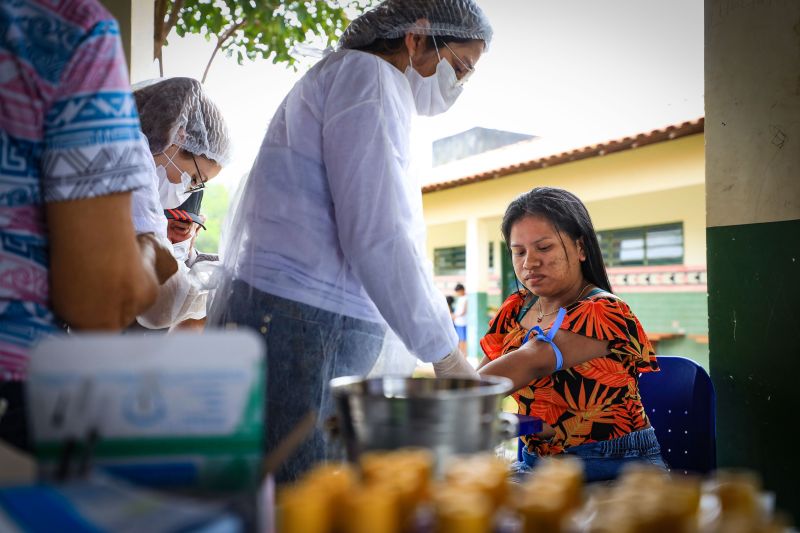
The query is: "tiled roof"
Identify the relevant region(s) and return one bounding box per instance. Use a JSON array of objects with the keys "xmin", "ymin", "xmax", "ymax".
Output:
[{"xmin": 421, "ymin": 117, "xmax": 704, "ymax": 194}]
